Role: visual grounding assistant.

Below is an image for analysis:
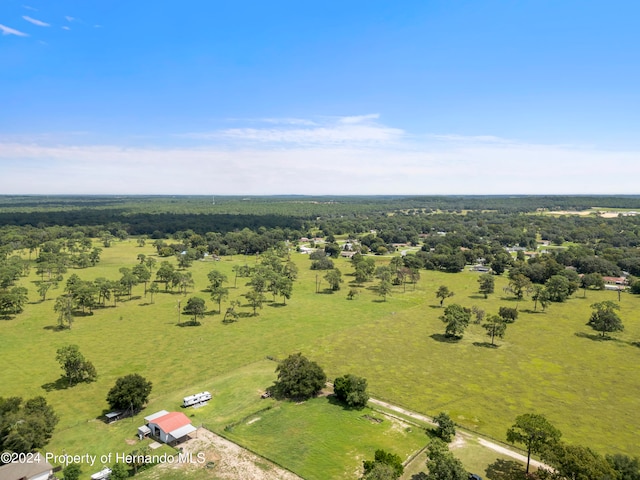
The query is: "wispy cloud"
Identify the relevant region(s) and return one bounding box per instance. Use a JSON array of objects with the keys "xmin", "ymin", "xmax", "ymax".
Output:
[
  {"xmin": 62, "ymin": 26, "xmax": 70, "ymax": 31},
  {"xmin": 0, "ymin": 24, "xmax": 29, "ymax": 36},
  {"xmin": 182, "ymin": 115, "xmax": 404, "ymax": 146},
  {"xmin": 65, "ymin": 16, "xmax": 75, "ymax": 22},
  {"xmin": 338, "ymin": 113, "xmax": 380, "ymax": 124},
  {"xmin": 23, "ymin": 15, "xmax": 50, "ymax": 27},
  {"xmin": 1, "ymin": 132, "xmax": 639, "ymax": 195},
  {"xmin": 23, "ymin": 5, "xmax": 38, "ymax": 11},
  {"xmin": 430, "ymin": 134, "xmax": 514, "ymax": 144}
]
